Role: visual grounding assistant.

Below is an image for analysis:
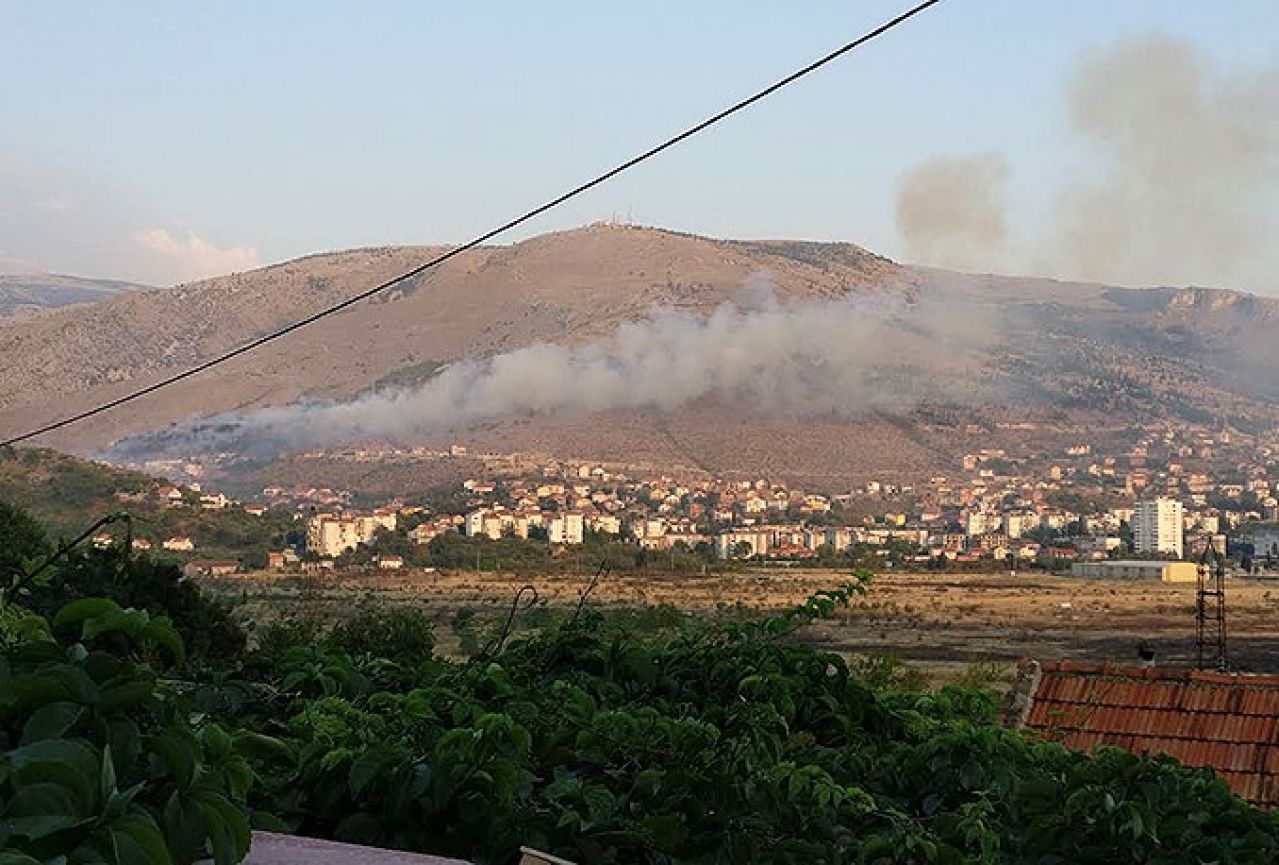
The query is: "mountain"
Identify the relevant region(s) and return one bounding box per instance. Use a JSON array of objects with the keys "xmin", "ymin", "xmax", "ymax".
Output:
[
  {"xmin": 0, "ymin": 272, "xmax": 149, "ymax": 319},
  {"xmin": 1, "ymin": 224, "xmax": 1277, "ymax": 490}
]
